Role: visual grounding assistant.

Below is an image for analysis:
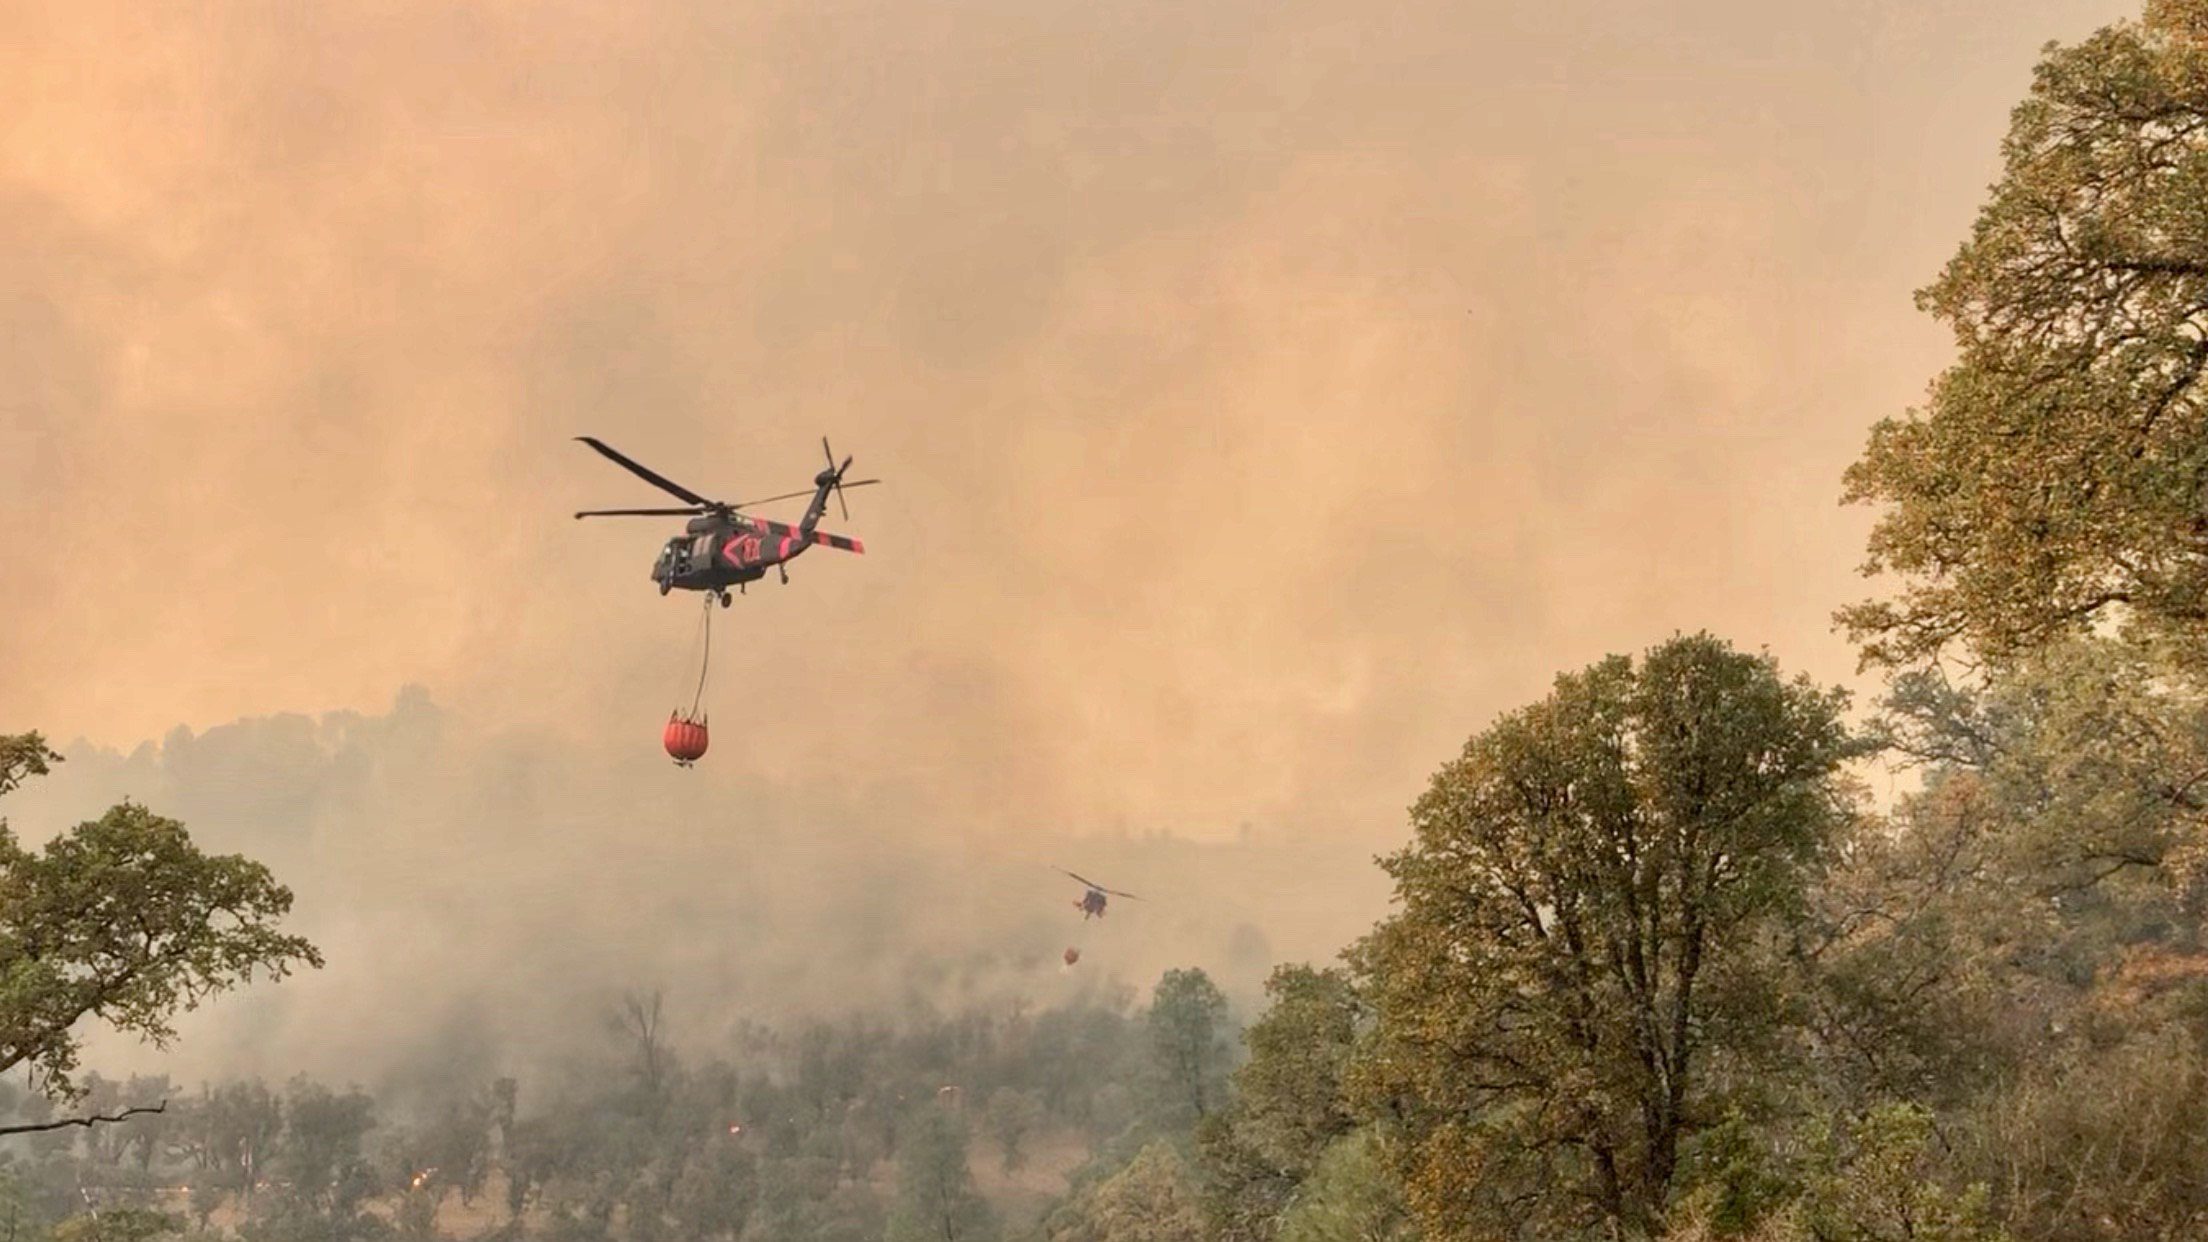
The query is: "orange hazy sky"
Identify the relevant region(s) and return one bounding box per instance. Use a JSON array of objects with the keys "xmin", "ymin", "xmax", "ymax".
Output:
[{"xmin": 2, "ymin": 0, "xmax": 2136, "ymax": 842}]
